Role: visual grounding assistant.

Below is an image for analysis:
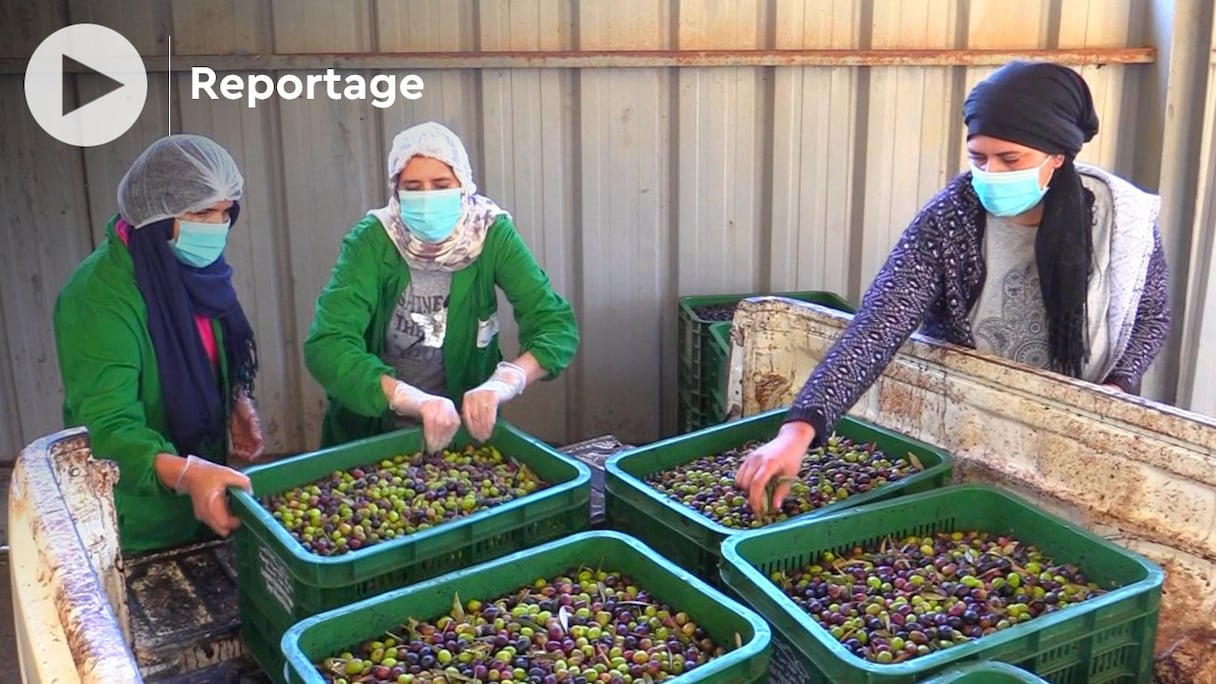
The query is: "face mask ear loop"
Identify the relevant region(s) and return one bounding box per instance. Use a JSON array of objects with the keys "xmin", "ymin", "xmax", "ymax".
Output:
[{"xmin": 1039, "ymin": 155, "xmax": 1059, "ymax": 194}]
